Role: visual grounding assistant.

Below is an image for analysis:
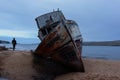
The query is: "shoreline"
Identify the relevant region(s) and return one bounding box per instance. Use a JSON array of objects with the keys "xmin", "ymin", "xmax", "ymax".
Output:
[
  {"xmin": 0, "ymin": 50, "xmax": 120, "ymax": 80},
  {"xmin": 55, "ymin": 58, "xmax": 120, "ymax": 80}
]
